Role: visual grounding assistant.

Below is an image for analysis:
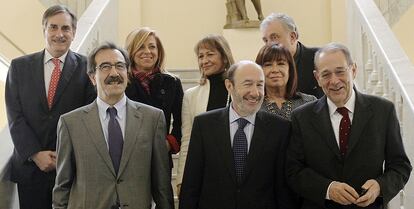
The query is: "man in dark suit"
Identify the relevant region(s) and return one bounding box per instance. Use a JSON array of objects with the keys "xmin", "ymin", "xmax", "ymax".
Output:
[
  {"xmin": 260, "ymin": 13, "xmax": 323, "ymax": 98},
  {"xmin": 286, "ymin": 43, "xmax": 412, "ymax": 209},
  {"xmin": 5, "ymin": 5, "xmax": 95, "ymax": 209},
  {"xmin": 179, "ymin": 60, "xmax": 296, "ymax": 209},
  {"xmin": 53, "ymin": 42, "xmax": 173, "ymax": 209}
]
